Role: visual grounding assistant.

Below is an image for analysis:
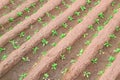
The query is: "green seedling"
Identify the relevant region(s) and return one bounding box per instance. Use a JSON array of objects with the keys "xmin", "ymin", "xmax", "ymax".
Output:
[
  {"xmin": 25, "ymin": 7, "xmax": 30, "ymax": 12},
  {"xmin": 43, "ymin": 73, "xmax": 49, "ymax": 79},
  {"xmin": 68, "ymin": 16, "xmax": 74, "ymax": 21},
  {"xmin": 9, "ymin": 40, "xmax": 20, "ymax": 49},
  {"xmin": 77, "ymin": 49, "xmax": 84, "ymax": 56},
  {"xmin": 19, "ymin": 32, "xmax": 25, "ymax": 37},
  {"xmin": 98, "ymin": 12, "xmax": 104, "ymax": 18},
  {"xmin": 109, "ymin": 34, "xmax": 116, "ymax": 39},
  {"xmin": 60, "ymin": 33, "xmax": 66, "ymax": 39},
  {"xmin": 108, "ymin": 56, "xmax": 115, "ymax": 63},
  {"xmin": 0, "ymin": 47, "xmax": 5, "ymax": 53},
  {"xmin": 51, "ymin": 30, "xmax": 58, "ymax": 36},
  {"xmin": 62, "ymin": 23, "xmax": 68, "ymax": 28},
  {"xmin": 17, "ymin": 12, "xmax": 23, "ymax": 17},
  {"xmin": 8, "ymin": 17, "xmax": 14, "ymax": 22},
  {"xmin": 22, "ymin": 57, "xmax": 30, "ymax": 62},
  {"xmin": 114, "ymin": 48, "xmax": 120, "ymax": 53},
  {"xmin": 61, "ymin": 68, "xmax": 68, "ymax": 74},
  {"xmin": 51, "ymin": 63, "xmax": 57, "ymax": 70},
  {"xmin": 91, "ymin": 58, "xmax": 98, "ymax": 64},
  {"xmin": 19, "ymin": 73, "xmax": 27, "ymax": 80},
  {"xmin": 74, "ymin": 11, "xmax": 80, "ymax": 16},
  {"xmin": 77, "ymin": 19, "xmax": 83, "ymax": 23},
  {"xmin": 60, "ymin": 54, "xmax": 65, "ymax": 60},
  {"xmin": 97, "ymin": 26, "xmax": 104, "ymax": 31},
  {"xmin": 104, "ymin": 41, "xmax": 112, "ymax": 47},
  {"xmin": 32, "ymin": 47, "xmax": 39, "ymax": 54},
  {"xmin": 26, "ymin": 35, "xmax": 31, "ymax": 40},
  {"xmin": 80, "ymin": 6, "xmax": 86, "ymax": 11},
  {"xmin": 1, "ymin": 54, "xmax": 7, "ymax": 60},
  {"xmin": 41, "ymin": 38, "xmax": 48, "ymax": 46},
  {"xmin": 83, "ymin": 71, "xmax": 91, "ymax": 78}
]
